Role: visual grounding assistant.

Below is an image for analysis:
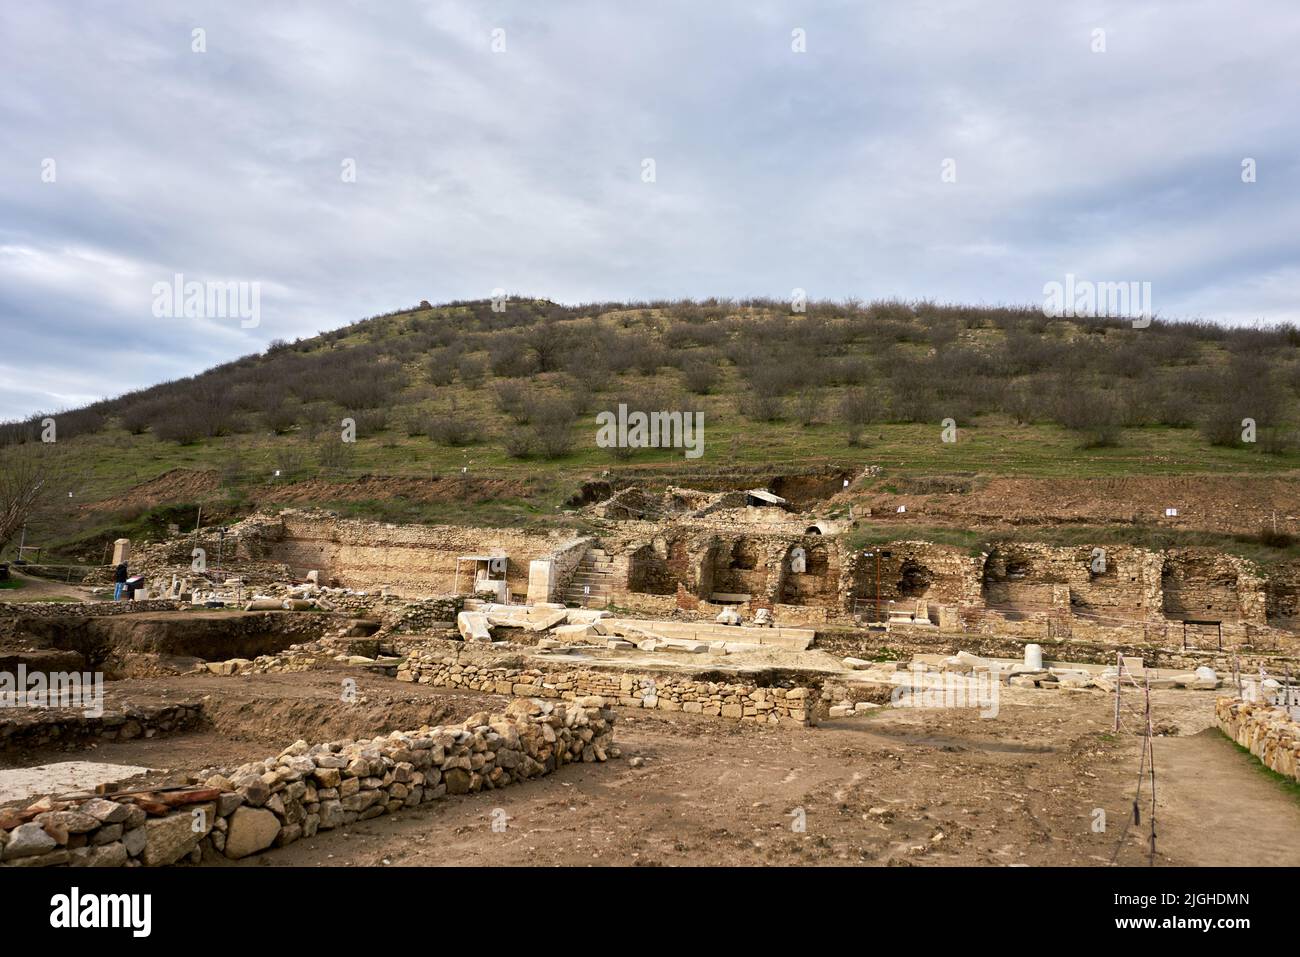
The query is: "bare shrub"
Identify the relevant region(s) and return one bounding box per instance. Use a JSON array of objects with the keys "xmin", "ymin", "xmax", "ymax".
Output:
[
  {"xmin": 493, "ymin": 380, "xmax": 529, "ymax": 422},
  {"xmin": 682, "ymin": 358, "xmax": 720, "ymax": 394},
  {"xmin": 502, "ymin": 430, "xmax": 533, "ymax": 459},
  {"xmin": 794, "ymin": 390, "xmax": 821, "ymax": 427},
  {"xmin": 526, "ymin": 397, "xmax": 577, "ymax": 458},
  {"xmin": 488, "ymin": 334, "xmax": 536, "ymax": 377},
  {"xmin": 1053, "ymin": 388, "xmax": 1124, "ymax": 447},
  {"xmin": 425, "ymin": 411, "xmax": 483, "ymax": 446},
  {"xmin": 317, "ymin": 437, "xmax": 357, "ymax": 472}
]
